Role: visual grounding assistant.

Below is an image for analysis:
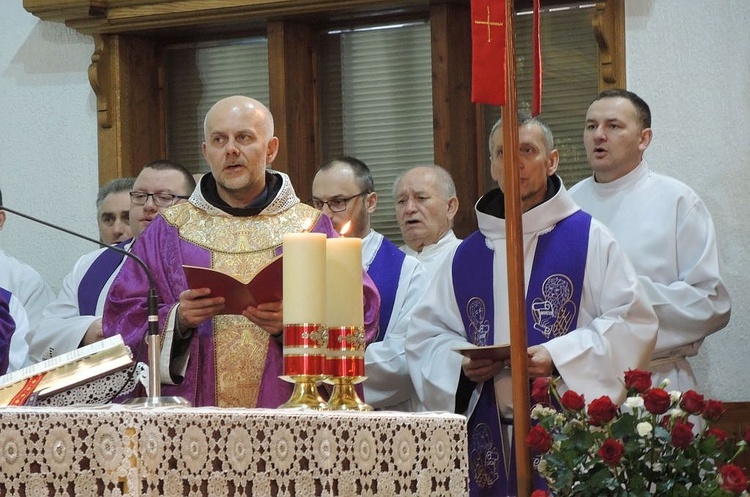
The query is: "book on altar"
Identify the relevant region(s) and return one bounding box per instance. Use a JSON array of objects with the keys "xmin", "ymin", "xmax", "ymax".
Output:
[
  {"xmin": 0, "ymin": 334, "xmax": 135, "ymax": 406},
  {"xmin": 183, "ymin": 255, "xmax": 283, "ymax": 315}
]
